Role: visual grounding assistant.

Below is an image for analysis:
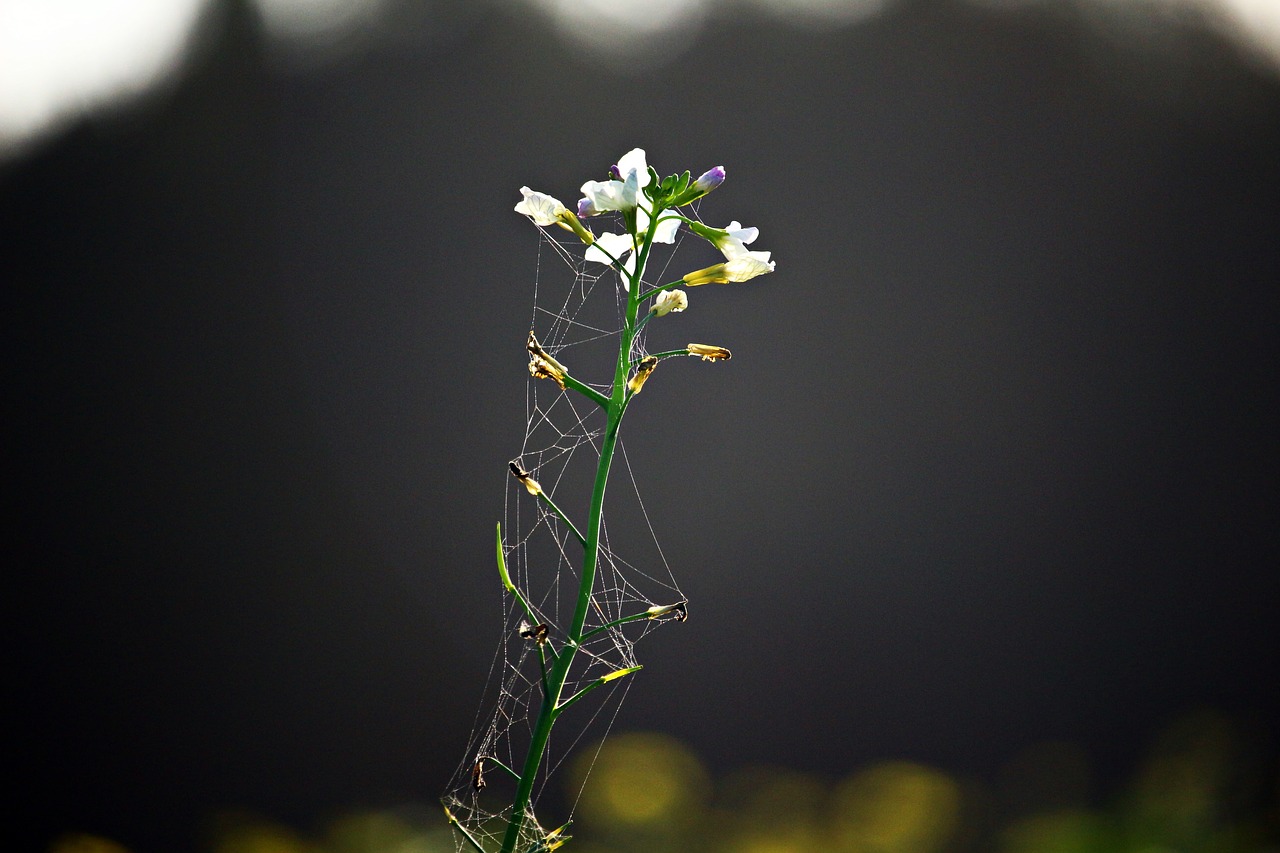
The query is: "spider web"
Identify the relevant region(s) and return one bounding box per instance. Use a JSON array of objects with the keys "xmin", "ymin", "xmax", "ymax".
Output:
[{"xmin": 442, "ymin": 221, "xmax": 692, "ymax": 852}]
